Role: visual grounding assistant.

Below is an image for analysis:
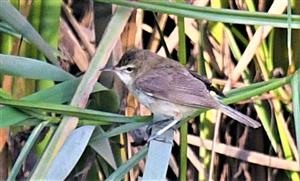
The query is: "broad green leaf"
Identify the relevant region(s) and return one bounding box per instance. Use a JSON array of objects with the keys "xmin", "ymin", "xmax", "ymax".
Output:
[
  {"xmin": 0, "ymin": 54, "xmax": 73, "ymax": 81},
  {"xmin": 0, "ymin": 78, "xmax": 108, "ymax": 127},
  {"xmin": 90, "ymin": 122, "xmax": 149, "ymax": 141},
  {"xmin": 0, "ymin": 98, "xmax": 151, "ymax": 124},
  {"xmin": 223, "ymin": 76, "xmax": 292, "ymax": 105},
  {"xmin": 97, "ymin": 0, "xmax": 300, "ymax": 29},
  {"xmin": 0, "ymin": 0, "xmax": 58, "ymax": 65},
  {"xmin": 0, "ymin": 79, "xmax": 80, "ymax": 127},
  {"xmin": 89, "ymin": 122, "xmax": 150, "ymax": 170},
  {"xmin": 46, "ymin": 126, "xmax": 95, "ymax": 180},
  {"xmin": 0, "ymin": 21, "xmax": 26, "ymax": 40},
  {"xmin": 89, "ymin": 127, "xmax": 117, "ymax": 169}
]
